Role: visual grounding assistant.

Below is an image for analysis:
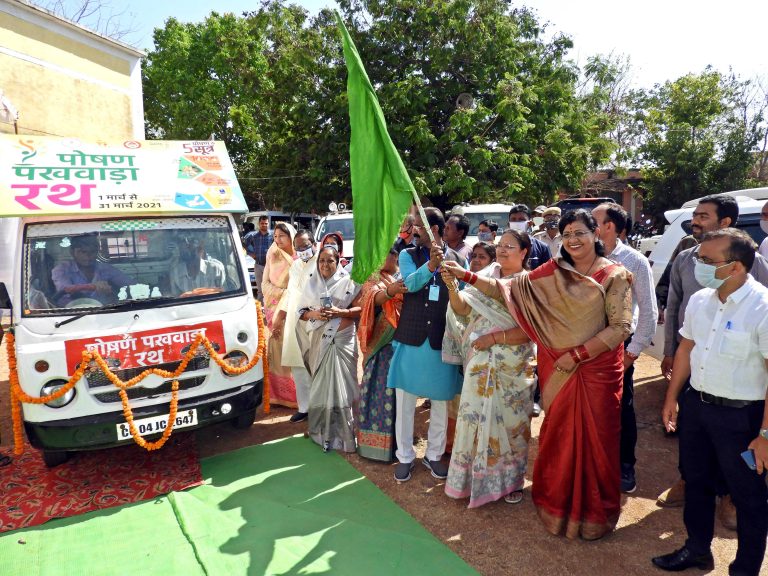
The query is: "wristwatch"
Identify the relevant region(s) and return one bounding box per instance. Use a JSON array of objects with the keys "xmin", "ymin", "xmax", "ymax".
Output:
[{"xmin": 760, "ymin": 428, "xmax": 768, "ymax": 441}]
